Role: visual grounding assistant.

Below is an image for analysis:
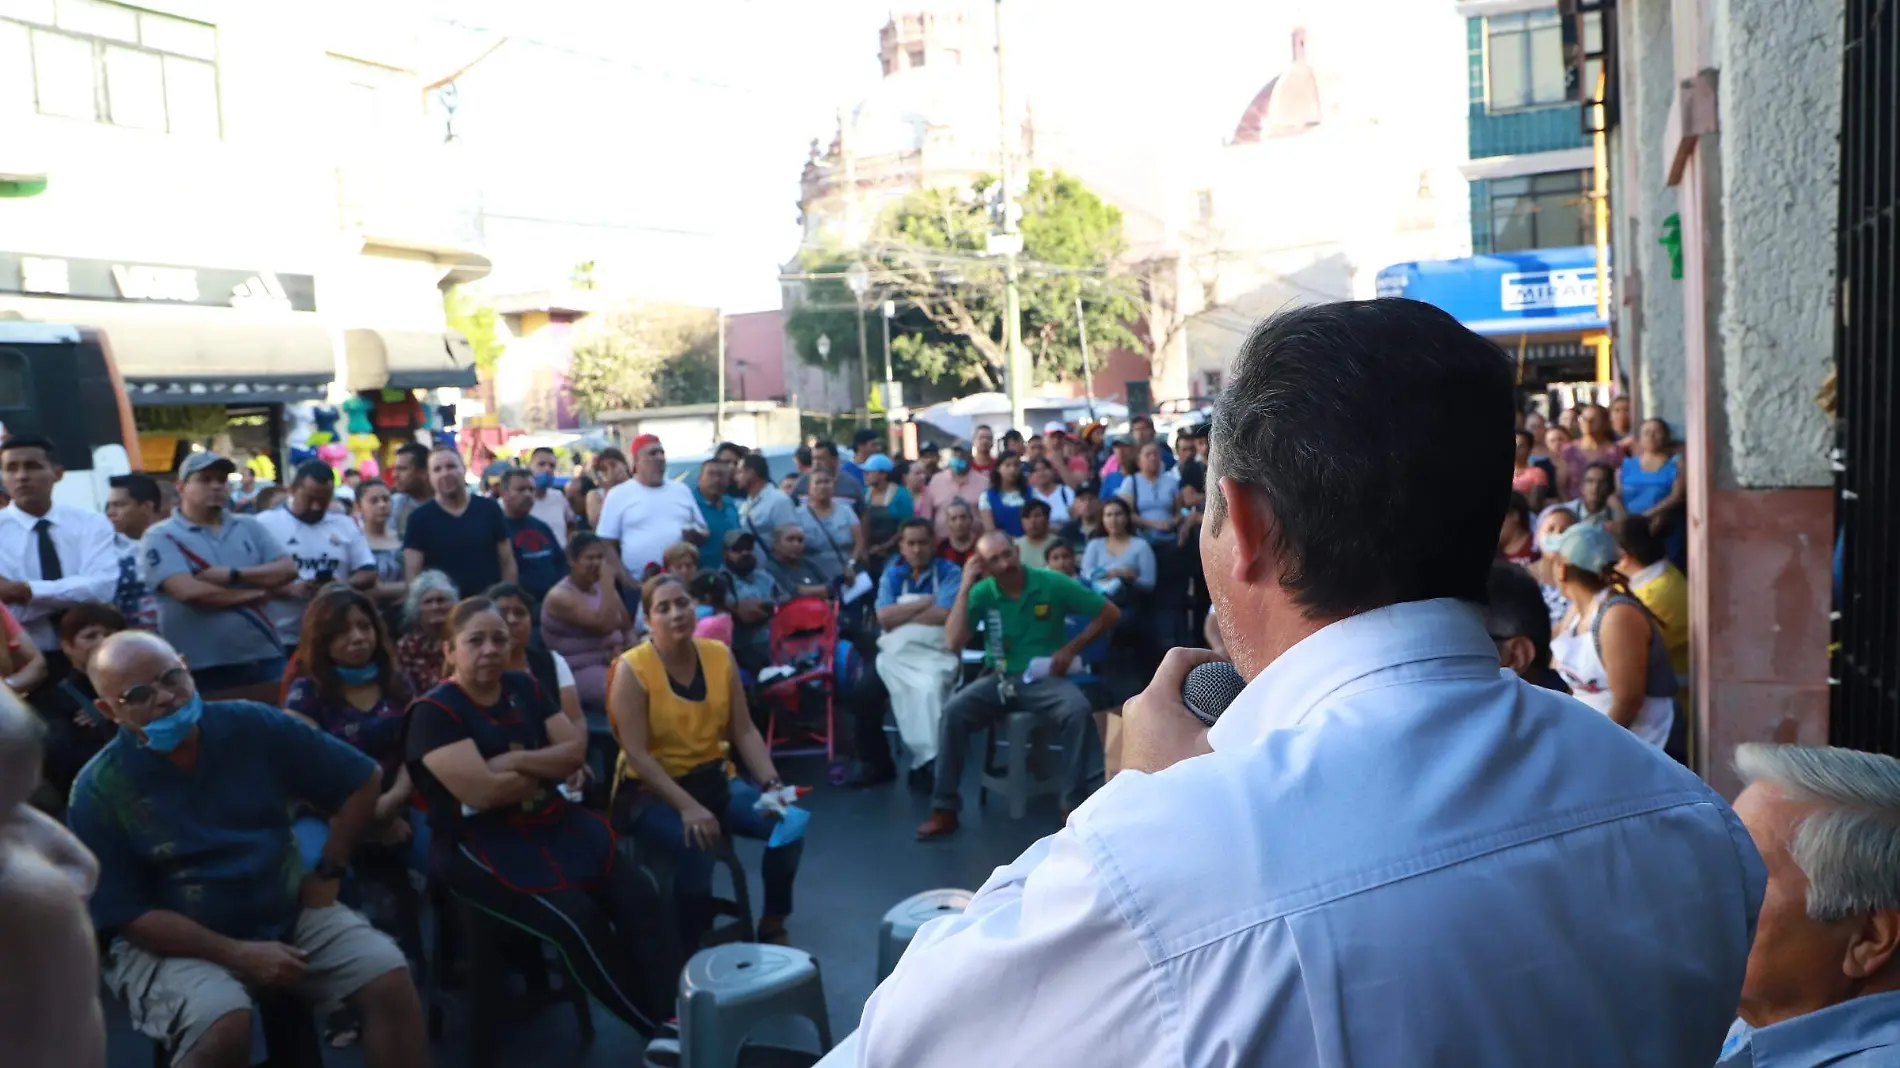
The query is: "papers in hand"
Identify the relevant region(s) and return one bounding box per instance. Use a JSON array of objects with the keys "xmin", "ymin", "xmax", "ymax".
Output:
[
  {"xmin": 840, "ymin": 570, "xmax": 874, "ymax": 604},
  {"xmin": 1022, "ymin": 655, "xmax": 1082, "ymax": 683}
]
